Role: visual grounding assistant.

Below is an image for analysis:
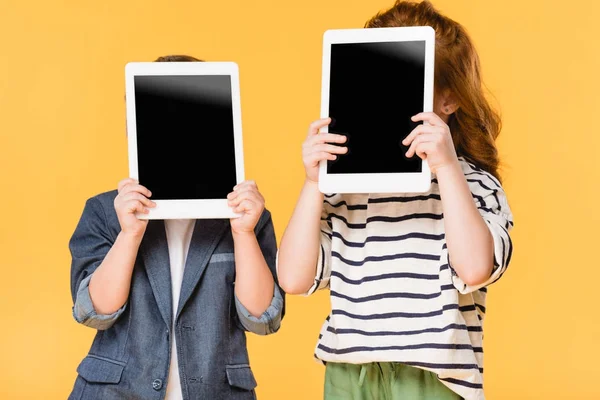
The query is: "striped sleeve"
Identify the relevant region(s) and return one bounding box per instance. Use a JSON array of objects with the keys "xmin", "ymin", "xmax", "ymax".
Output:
[
  {"xmin": 303, "ymin": 200, "xmax": 333, "ymax": 296},
  {"xmin": 450, "ymin": 163, "xmax": 514, "ymax": 294}
]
